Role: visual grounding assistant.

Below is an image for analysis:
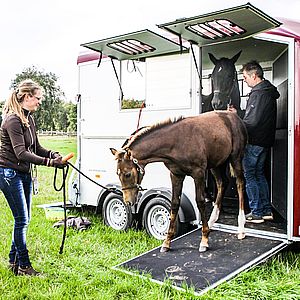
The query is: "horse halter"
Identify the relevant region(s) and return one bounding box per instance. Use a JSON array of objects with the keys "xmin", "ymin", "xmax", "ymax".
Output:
[{"xmin": 121, "ymin": 157, "xmax": 145, "ymax": 191}]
